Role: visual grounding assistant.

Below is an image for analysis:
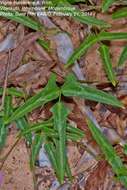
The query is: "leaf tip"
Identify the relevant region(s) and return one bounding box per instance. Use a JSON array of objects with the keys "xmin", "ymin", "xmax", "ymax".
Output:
[
  {"xmin": 64, "ymin": 64, "xmax": 69, "ymax": 69},
  {"xmin": 112, "ymin": 80, "xmax": 117, "ymax": 87}
]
